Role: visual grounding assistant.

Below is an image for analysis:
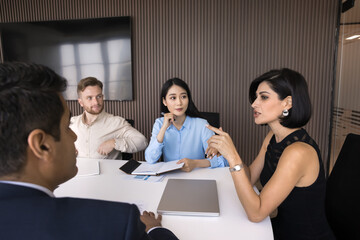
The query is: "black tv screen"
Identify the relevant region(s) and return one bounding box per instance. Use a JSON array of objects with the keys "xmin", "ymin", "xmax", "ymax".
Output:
[{"xmin": 0, "ymin": 17, "xmax": 133, "ymax": 101}]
